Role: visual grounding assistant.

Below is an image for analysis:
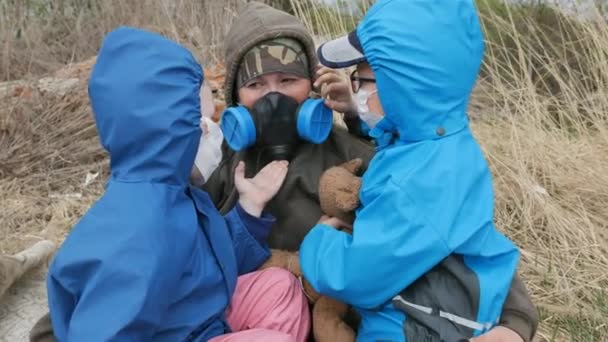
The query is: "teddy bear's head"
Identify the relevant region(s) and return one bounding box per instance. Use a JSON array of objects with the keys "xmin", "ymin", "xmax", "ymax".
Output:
[{"xmin": 318, "ymin": 158, "xmax": 363, "ymax": 226}]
